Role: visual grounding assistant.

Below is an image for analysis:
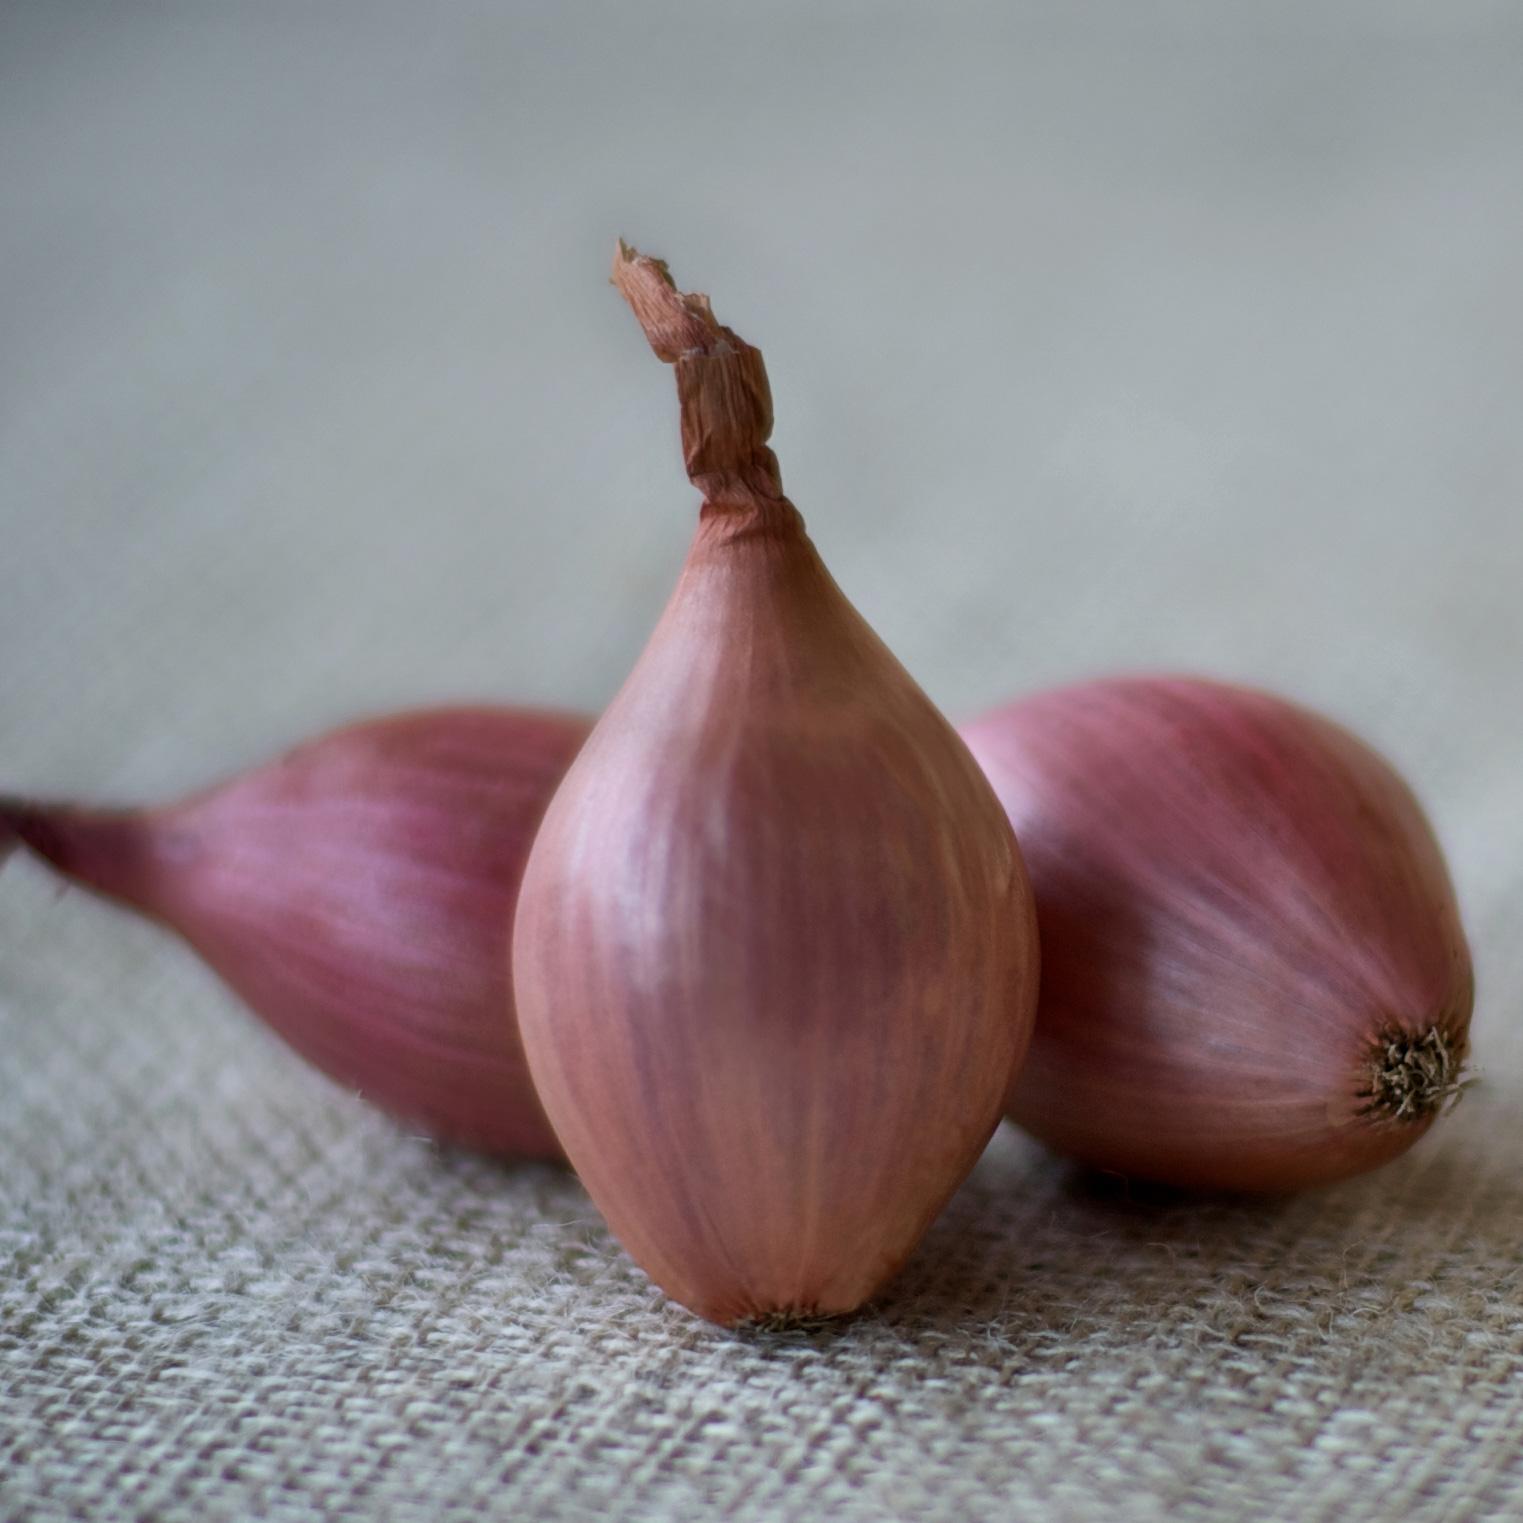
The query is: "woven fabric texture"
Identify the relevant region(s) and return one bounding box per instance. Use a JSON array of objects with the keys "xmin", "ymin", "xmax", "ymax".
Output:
[{"xmin": 3, "ymin": 4, "xmax": 1522, "ymax": 1520}]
